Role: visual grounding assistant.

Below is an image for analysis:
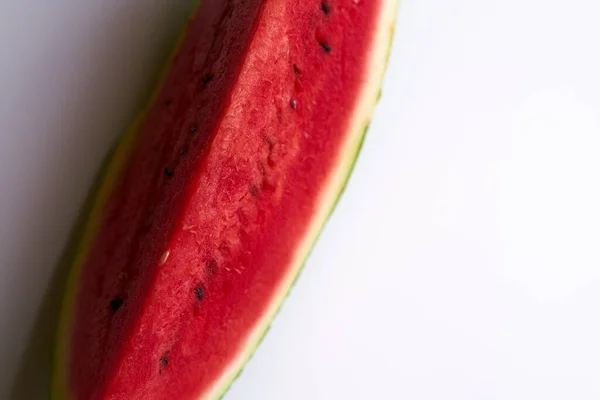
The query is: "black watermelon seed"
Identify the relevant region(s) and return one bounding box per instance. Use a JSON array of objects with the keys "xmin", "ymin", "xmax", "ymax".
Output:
[
  {"xmin": 290, "ymin": 100, "xmax": 297, "ymax": 109},
  {"xmin": 263, "ymin": 136, "xmax": 273, "ymax": 149},
  {"xmin": 319, "ymin": 42, "xmax": 332, "ymax": 53},
  {"xmin": 206, "ymin": 258, "xmax": 218, "ymax": 274},
  {"xmin": 194, "ymin": 287, "xmax": 204, "ymax": 300},
  {"xmin": 293, "ymin": 64, "xmax": 301, "ymax": 76},
  {"xmin": 250, "ymin": 185, "xmax": 258, "ymax": 197},
  {"xmin": 321, "ymin": 2, "xmax": 330, "ymax": 14},
  {"xmin": 190, "ymin": 124, "xmax": 198, "ymax": 133},
  {"xmin": 159, "ymin": 354, "xmax": 169, "ymax": 373},
  {"xmin": 202, "ymin": 74, "xmax": 213, "ymax": 85},
  {"xmin": 109, "ymin": 298, "xmax": 123, "ymax": 312},
  {"xmin": 165, "ymin": 99, "xmax": 173, "ymax": 106},
  {"xmin": 164, "ymin": 168, "xmax": 174, "ymax": 177}
]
